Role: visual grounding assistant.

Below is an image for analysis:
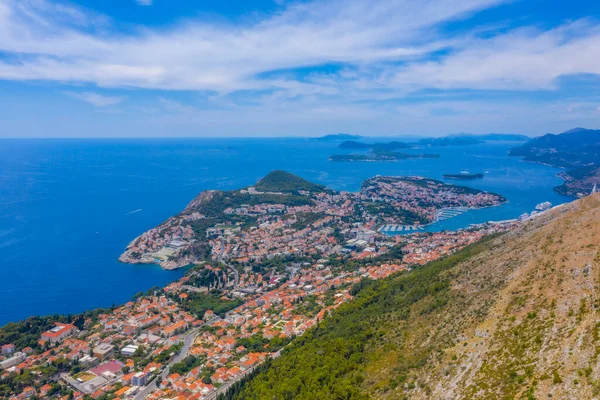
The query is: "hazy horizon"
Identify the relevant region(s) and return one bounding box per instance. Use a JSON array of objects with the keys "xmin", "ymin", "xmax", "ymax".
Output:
[{"xmin": 0, "ymin": 132, "xmax": 539, "ymax": 140}]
